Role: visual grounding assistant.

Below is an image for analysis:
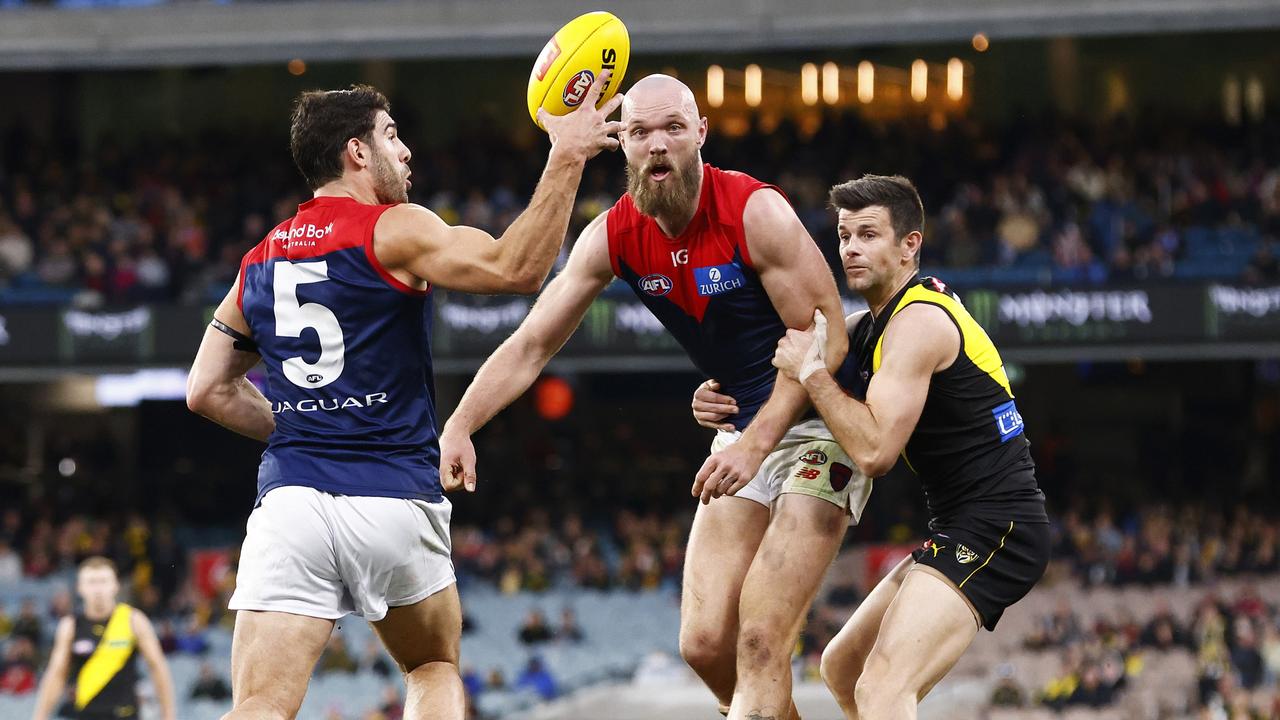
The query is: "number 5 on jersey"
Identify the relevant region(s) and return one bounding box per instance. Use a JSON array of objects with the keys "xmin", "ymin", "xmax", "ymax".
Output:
[{"xmin": 274, "ymin": 261, "xmax": 345, "ymax": 389}]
